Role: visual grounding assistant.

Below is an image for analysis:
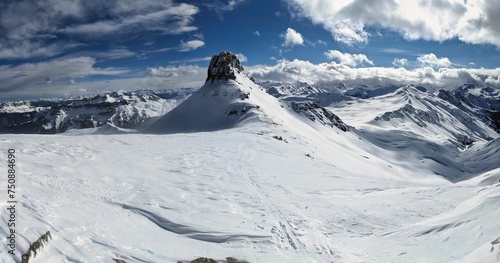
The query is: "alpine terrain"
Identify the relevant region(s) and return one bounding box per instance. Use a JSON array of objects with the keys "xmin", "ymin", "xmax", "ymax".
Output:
[{"xmin": 1, "ymin": 51, "xmax": 500, "ymax": 263}]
